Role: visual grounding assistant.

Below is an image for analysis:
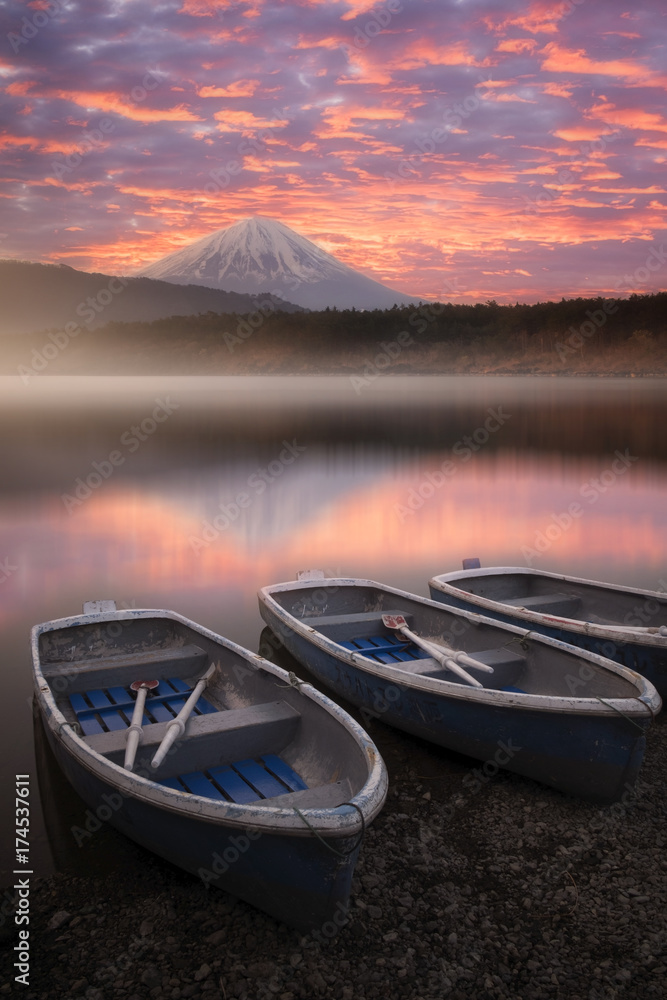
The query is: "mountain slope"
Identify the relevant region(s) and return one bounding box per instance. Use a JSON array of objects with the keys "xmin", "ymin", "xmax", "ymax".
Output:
[
  {"xmin": 137, "ymin": 216, "xmax": 420, "ymax": 310},
  {"xmin": 0, "ymin": 260, "xmax": 301, "ymax": 337}
]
